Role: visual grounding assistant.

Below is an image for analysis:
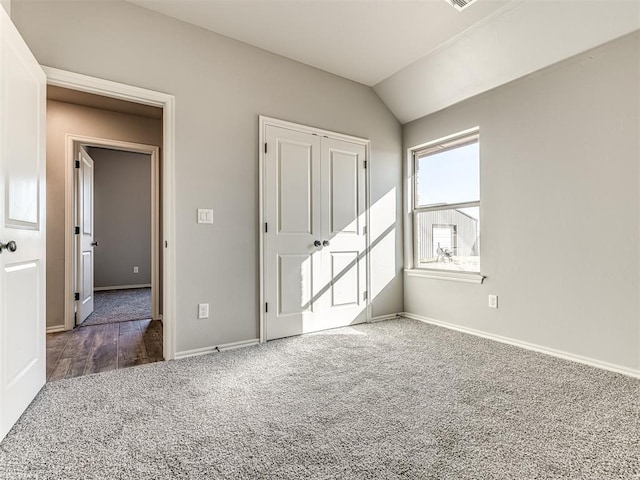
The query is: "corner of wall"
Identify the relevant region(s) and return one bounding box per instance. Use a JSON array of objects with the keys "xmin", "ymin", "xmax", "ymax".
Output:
[
  {"xmin": 1, "ymin": 0, "xmax": 10, "ymax": 17},
  {"xmin": 370, "ymin": 84, "xmax": 402, "ymax": 127}
]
